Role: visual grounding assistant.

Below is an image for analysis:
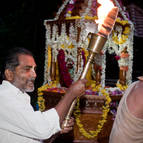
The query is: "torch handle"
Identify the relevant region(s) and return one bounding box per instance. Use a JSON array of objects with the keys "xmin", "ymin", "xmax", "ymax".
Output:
[
  {"xmin": 63, "ymin": 99, "xmax": 77, "ymax": 126},
  {"xmin": 63, "ymin": 35, "xmax": 107, "ymax": 127},
  {"xmin": 63, "ymin": 54, "xmax": 94, "ymax": 127},
  {"xmin": 80, "ymin": 54, "xmax": 94, "ymax": 79}
]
